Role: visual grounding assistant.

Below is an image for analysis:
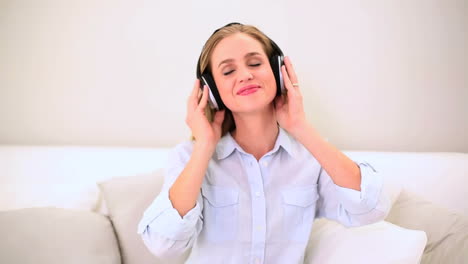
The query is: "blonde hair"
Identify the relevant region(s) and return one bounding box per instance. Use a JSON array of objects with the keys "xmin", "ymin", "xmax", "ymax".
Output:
[{"xmin": 192, "ymin": 23, "xmax": 274, "ymax": 140}]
